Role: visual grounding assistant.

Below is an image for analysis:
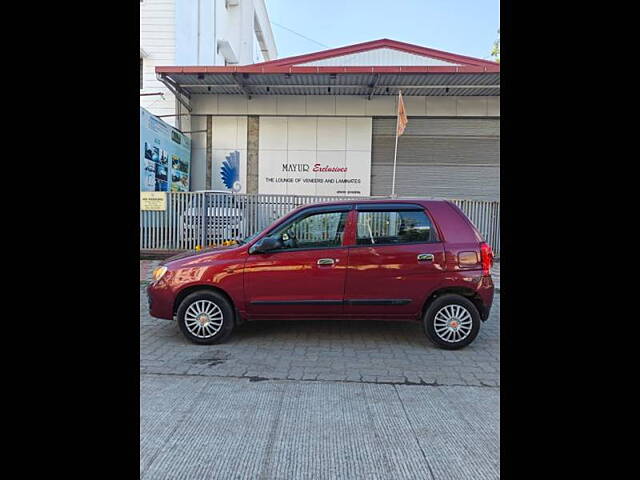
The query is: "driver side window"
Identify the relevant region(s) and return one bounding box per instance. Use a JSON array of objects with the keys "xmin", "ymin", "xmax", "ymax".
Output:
[{"xmin": 272, "ymin": 211, "xmax": 348, "ymax": 250}]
